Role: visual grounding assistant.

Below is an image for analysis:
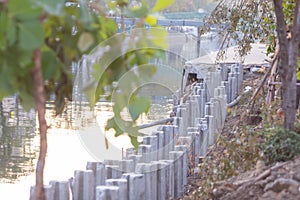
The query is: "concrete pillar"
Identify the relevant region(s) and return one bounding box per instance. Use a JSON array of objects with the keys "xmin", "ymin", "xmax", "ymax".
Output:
[
  {"xmin": 199, "ymin": 88, "xmax": 207, "ymax": 118},
  {"xmin": 206, "ymin": 115, "xmax": 215, "ymax": 145},
  {"xmin": 211, "ymin": 97, "xmax": 221, "ymax": 130},
  {"xmin": 173, "ymin": 124, "xmax": 179, "ymax": 142},
  {"xmin": 222, "ymin": 80, "xmax": 230, "ymax": 103},
  {"xmin": 154, "ymin": 130, "xmax": 165, "ymax": 160},
  {"xmin": 189, "ymin": 99, "xmax": 197, "ymax": 127},
  {"xmin": 96, "ymin": 162, "xmax": 107, "ymax": 186},
  {"xmin": 106, "ymin": 165, "xmax": 122, "ymax": 179},
  {"xmin": 160, "ymin": 160, "xmax": 175, "ymax": 199},
  {"xmin": 143, "ymin": 135, "xmax": 158, "ymax": 151},
  {"xmin": 73, "ymin": 170, "xmax": 84, "ymax": 200},
  {"xmin": 192, "ymin": 95, "xmax": 200, "ymax": 124},
  {"xmin": 174, "ymin": 145, "xmax": 189, "ymax": 186},
  {"xmin": 178, "ymin": 105, "xmax": 188, "ymax": 136},
  {"xmin": 30, "ymin": 185, "xmax": 54, "ymax": 200},
  {"xmin": 96, "ymin": 186, "xmax": 119, "ymax": 200},
  {"xmin": 135, "ymin": 163, "xmax": 157, "ymax": 200},
  {"xmin": 84, "ymin": 162, "xmax": 106, "ymax": 188},
  {"xmin": 86, "ymin": 162, "xmax": 106, "ymax": 186},
  {"xmin": 126, "ymin": 147, "xmax": 136, "ymax": 158},
  {"xmin": 83, "ymin": 170, "xmax": 95, "ymax": 200},
  {"xmin": 161, "ymin": 125, "xmax": 175, "ymax": 157},
  {"xmin": 104, "ymin": 160, "xmax": 120, "ymax": 166},
  {"xmin": 143, "ymin": 135, "xmax": 158, "ymax": 161},
  {"xmin": 86, "ymin": 162, "xmax": 97, "ymax": 177},
  {"xmin": 153, "ymin": 161, "xmax": 168, "ymax": 200},
  {"xmin": 229, "ymin": 74, "xmax": 237, "ymax": 102},
  {"xmin": 138, "ymin": 144, "xmax": 152, "ymax": 162},
  {"xmin": 233, "ymin": 65, "xmax": 242, "ymax": 92},
  {"xmin": 185, "ymin": 100, "xmax": 192, "ymax": 127},
  {"xmin": 49, "ymin": 180, "xmax": 70, "ymax": 200},
  {"xmin": 219, "ymin": 63, "xmax": 228, "ymax": 81},
  {"xmin": 127, "ymin": 154, "xmax": 142, "ymax": 171},
  {"xmin": 188, "ymin": 131, "xmax": 200, "ymax": 164},
  {"xmin": 169, "ymin": 151, "xmax": 184, "ymax": 199},
  {"xmin": 199, "ymin": 118, "xmax": 208, "ymax": 156},
  {"xmin": 205, "ymin": 102, "xmax": 213, "ymax": 116},
  {"xmin": 177, "ymin": 135, "xmax": 193, "ymax": 147},
  {"xmin": 106, "ymin": 179, "xmax": 128, "ymax": 200},
  {"xmin": 121, "ymin": 173, "xmax": 146, "ymax": 200},
  {"xmin": 118, "ymin": 159, "xmax": 134, "ymax": 173}
]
